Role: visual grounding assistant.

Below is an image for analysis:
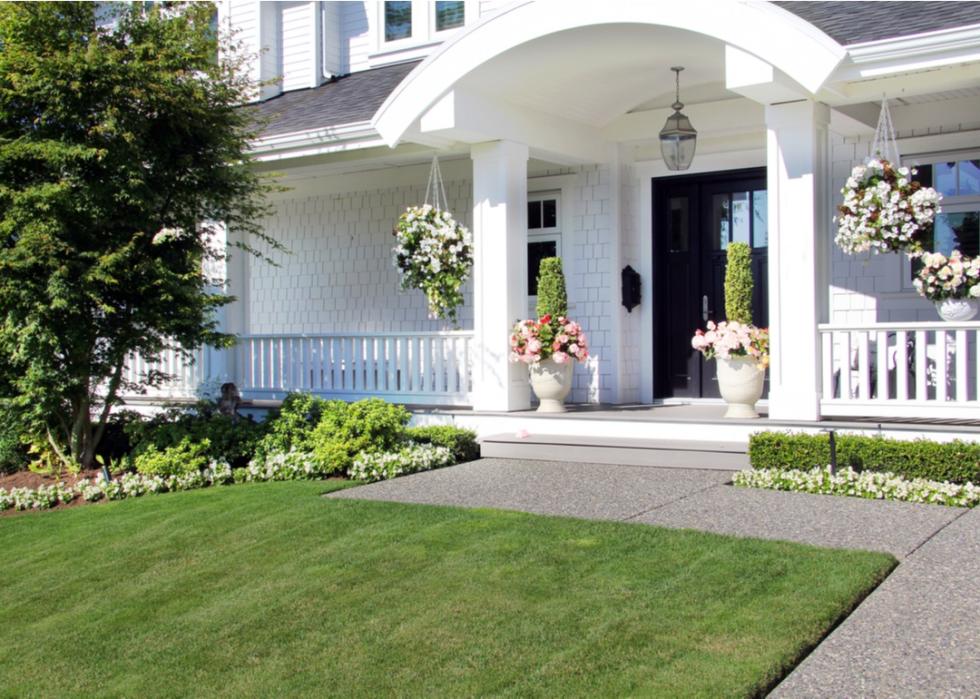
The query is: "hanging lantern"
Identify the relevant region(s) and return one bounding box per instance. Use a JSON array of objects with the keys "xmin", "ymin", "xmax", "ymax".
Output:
[{"xmin": 659, "ymin": 66, "xmax": 697, "ymax": 171}]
